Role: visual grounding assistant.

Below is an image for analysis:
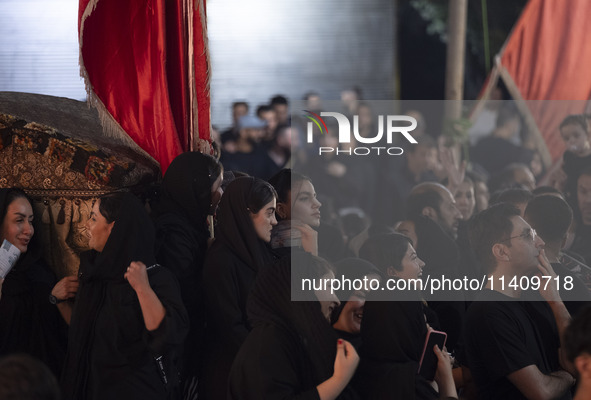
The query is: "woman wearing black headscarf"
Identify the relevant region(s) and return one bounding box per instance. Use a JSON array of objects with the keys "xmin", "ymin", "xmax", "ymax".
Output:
[
  {"xmin": 229, "ymin": 253, "xmax": 359, "ymax": 400},
  {"xmin": 331, "ymin": 258, "xmax": 381, "ymax": 350},
  {"xmin": 0, "ymin": 188, "xmax": 66, "ymax": 376},
  {"xmin": 152, "ymin": 152, "xmax": 223, "ymax": 396},
  {"xmin": 60, "ymin": 192, "xmax": 188, "ymax": 400},
  {"xmin": 357, "ymin": 233, "xmax": 457, "ymax": 400},
  {"xmin": 201, "ymin": 176, "xmax": 278, "ymax": 400}
]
